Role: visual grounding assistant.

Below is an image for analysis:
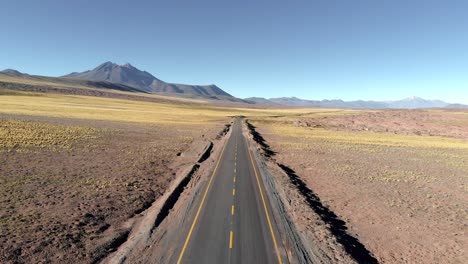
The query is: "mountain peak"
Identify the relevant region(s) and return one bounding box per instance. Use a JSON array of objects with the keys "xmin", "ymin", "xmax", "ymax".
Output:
[
  {"xmin": 61, "ymin": 62, "xmax": 233, "ymax": 99},
  {"xmin": 121, "ymin": 63, "xmax": 134, "ymax": 68},
  {"xmin": 94, "ymin": 61, "xmax": 117, "ymax": 70},
  {"xmin": 96, "ymin": 62, "xmax": 134, "ymax": 69},
  {"xmin": 94, "ymin": 62, "xmax": 138, "ymax": 71},
  {"xmin": 100, "ymin": 61, "xmax": 115, "ymax": 66}
]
